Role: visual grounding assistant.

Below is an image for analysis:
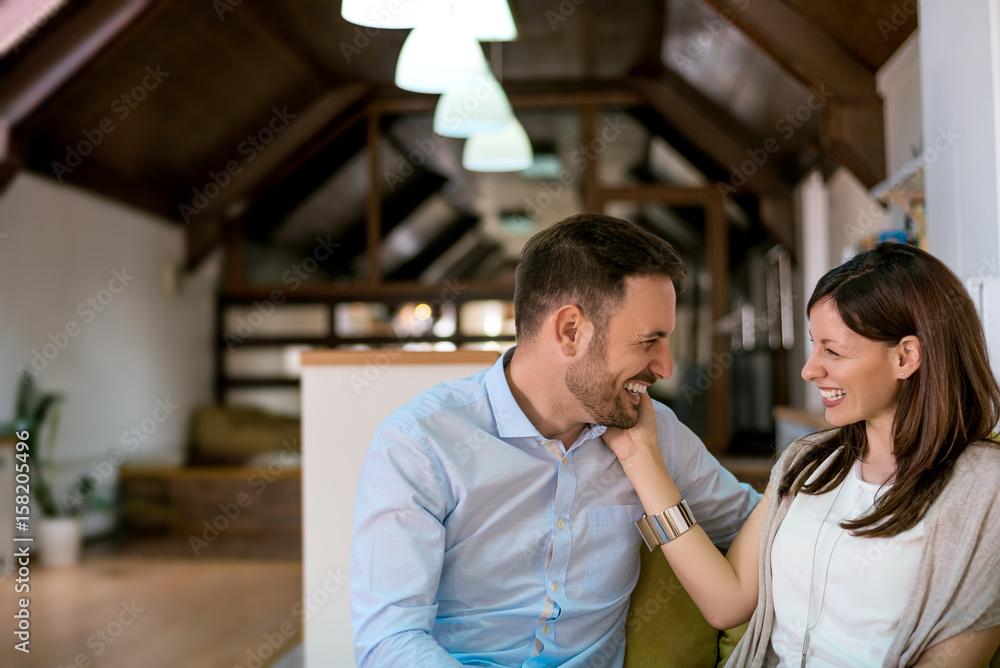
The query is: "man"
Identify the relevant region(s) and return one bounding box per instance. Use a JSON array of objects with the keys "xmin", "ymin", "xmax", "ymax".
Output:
[{"xmin": 351, "ymin": 214, "xmax": 761, "ymax": 667}]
